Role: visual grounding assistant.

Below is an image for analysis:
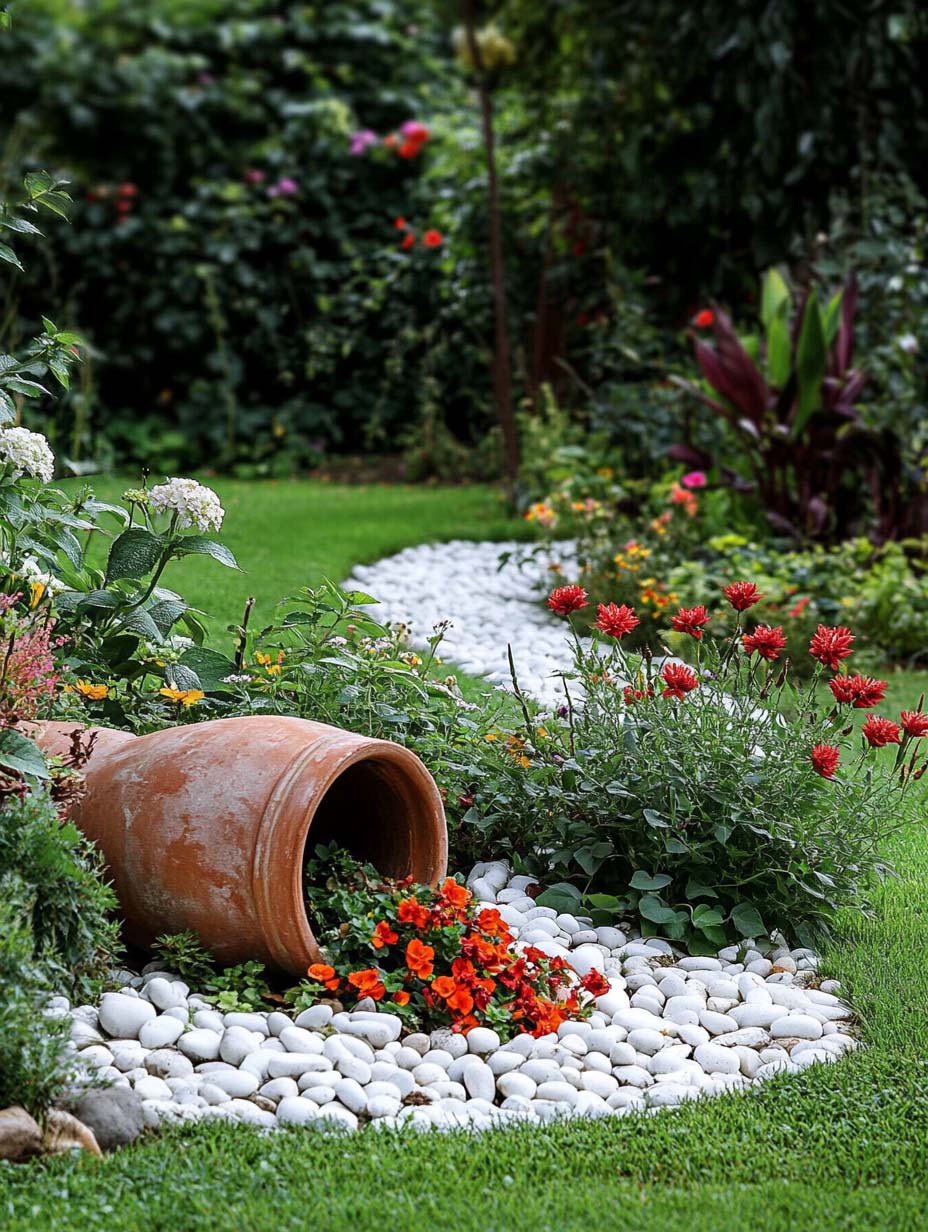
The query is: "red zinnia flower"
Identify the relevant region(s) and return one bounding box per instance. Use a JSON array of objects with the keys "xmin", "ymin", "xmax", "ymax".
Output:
[
  {"xmin": 861, "ymin": 714, "xmax": 902, "ymax": 748},
  {"xmin": 809, "ymin": 624, "xmax": 855, "ymax": 671},
  {"xmin": 400, "ymin": 232, "xmax": 415, "ymax": 250},
  {"xmin": 900, "ymin": 710, "xmax": 928, "ymax": 739},
  {"xmin": 671, "ymin": 605, "xmax": 710, "ymax": 639},
  {"xmin": 693, "ymin": 308, "xmax": 714, "ymax": 328},
  {"xmin": 547, "ymin": 584, "xmax": 588, "ymax": 616},
  {"xmin": 810, "ymin": 744, "xmax": 840, "ymax": 779},
  {"xmin": 722, "ymin": 581, "xmax": 765, "ymax": 611},
  {"xmin": 742, "ymin": 624, "xmax": 788, "ymax": 662},
  {"xmin": 594, "ymin": 602, "xmax": 640, "ymax": 638},
  {"xmin": 423, "ymin": 229, "xmax": 443, "ymax": 247},
  {"xmin": 661, "ymin": 662, "xmax": 699, "ymax": 699},
  {"xmin": 829, "ymin": 674, "xmax": 887, "ymax": 709}
]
